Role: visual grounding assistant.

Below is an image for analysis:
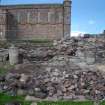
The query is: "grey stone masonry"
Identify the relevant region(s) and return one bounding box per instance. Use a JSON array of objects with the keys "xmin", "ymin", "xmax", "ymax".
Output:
[
  {"xmin": 63, "ymin": 0, "xmax": 71, "ymax": 38},
  {"xmin": 0, "ymin": 9, "xmax": 7, "ymax": 40},
  {"xmin": 0, "ymin": 0, "xmax": 72, "ymax": 40},
  {"xmin": 9, "ymin": 45, "xmax": 19, "ymax": 65}
]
